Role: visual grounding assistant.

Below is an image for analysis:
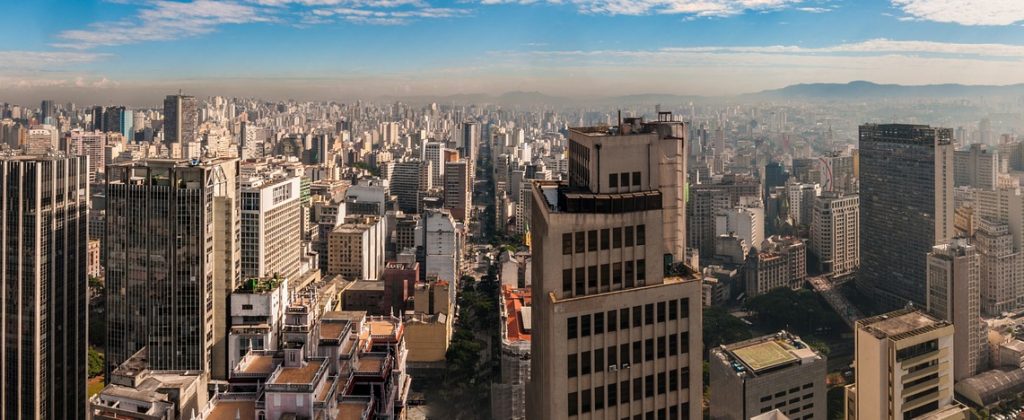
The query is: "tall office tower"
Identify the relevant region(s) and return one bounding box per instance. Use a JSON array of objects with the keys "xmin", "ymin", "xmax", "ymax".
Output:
[
  {"xmin": 24, "ymin": 125, "xmax": 58, "ymax": 155},
  {"xmin": 859, "ymin": 124, "xmax": 954, "ymax": 310},
  {"xmin": 240, "ymin": 174, "xmax": 302, "ymax": 281},
  {"xmin": 163, "ymin": 94, "xmax": 199, "ymax": 146},
  {"xmin": 90, "ymin": 105, "xmax": 104, "ymax": 131},
  {"xmin": 461, "ymin": 121, "xmax": 479, "ymax": 167},
  {"xmin": 443, "ymin": 160, "xmax": 471, "ymax": 222},
  {"xmin": 419, "ymin": 209, "xmax": 460, "ymax": 287},
  {"xmin": 954, "ymin": 143, "xmax": 998, "ymax": 190},
  {"xmin": 387, "ymin": 160, "xmax": 431, "ymax": 214},
  {"xmin": 527, "ymin": 114, "xmax": 701, "ymax": 420},
  {"xmin": 688, "ymin": 175, "xmax": 761, "ymax": 258},
  {"xmin": 105, "ymin": 158, "xmax": 240, "ymax": 380},
  {"xmin": 785, "ymin": 182, "xmax": 820, "ymax": 227},
  {"xmin": 709, "ymin": 331, "xmax": 827, "ymax": 420},
  {"xmin": 70, "ymin": 129, "xmax": 107, "ymax": 182},
  {"xmin": 974, "ymin": 218, "xmax": 1022, "ymax": 316},
  {"xmin": 327, "ymin": 216, "xmax": 386, "ymax": 280},
  {"xmin": 0, "ymin": 154, "xmax": 88, "ymax": 419},
  {"xmin": 845, "ymin": 309, "xmax": 968, "ymax": 420},
  {"xmin": 714, "ymin": 201, "xmax": 763, "ymax": 252},
  {"xmin": 926, "ymin": 238, "xmax": 986, "ymax": 380},
  {"xmin": 39, "ymin": 99, "xmax": 56, "ymax": 124},
  {"xmin": 818, "ymin": 154, "xmax": 857, "ymax": 193},
  {"xmin": 810, "ymin": 192, "xmax": 860, "ymax": 277},
  {"xmin": 979, "ymin": 118, "xmax": 993, "ymax": 146},
  {"xmin": 423, "ymin": 141, "xmax": 445, "ymax": 187},
  {"xmin": 763, "ymin": 161, "xmax": 788, "ymax": 197}
]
